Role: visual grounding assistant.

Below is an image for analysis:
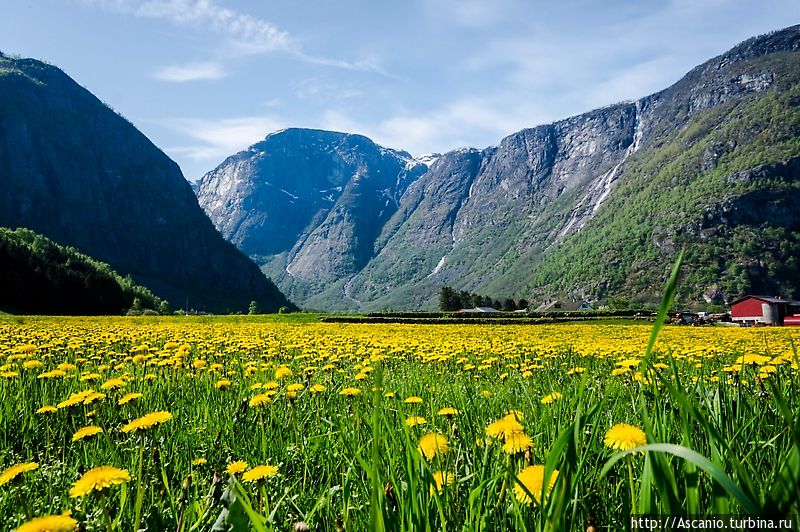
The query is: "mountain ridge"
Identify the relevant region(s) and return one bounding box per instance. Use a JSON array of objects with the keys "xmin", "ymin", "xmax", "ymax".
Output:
[
  {"xmin": 0, "ymin": 54, "xmax": 294, "ymax": 313},
  {"xmin": 197, "ymin": 25, "xmax": 800, "ymax": 311}
]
